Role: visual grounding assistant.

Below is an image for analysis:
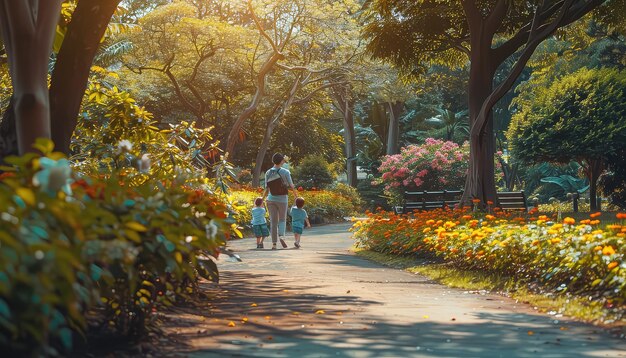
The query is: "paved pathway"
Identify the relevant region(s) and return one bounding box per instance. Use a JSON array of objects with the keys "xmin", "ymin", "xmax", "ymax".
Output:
[{"xmin": 163, "ymin": 223, "xmax": 625, "ymax": 357}]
